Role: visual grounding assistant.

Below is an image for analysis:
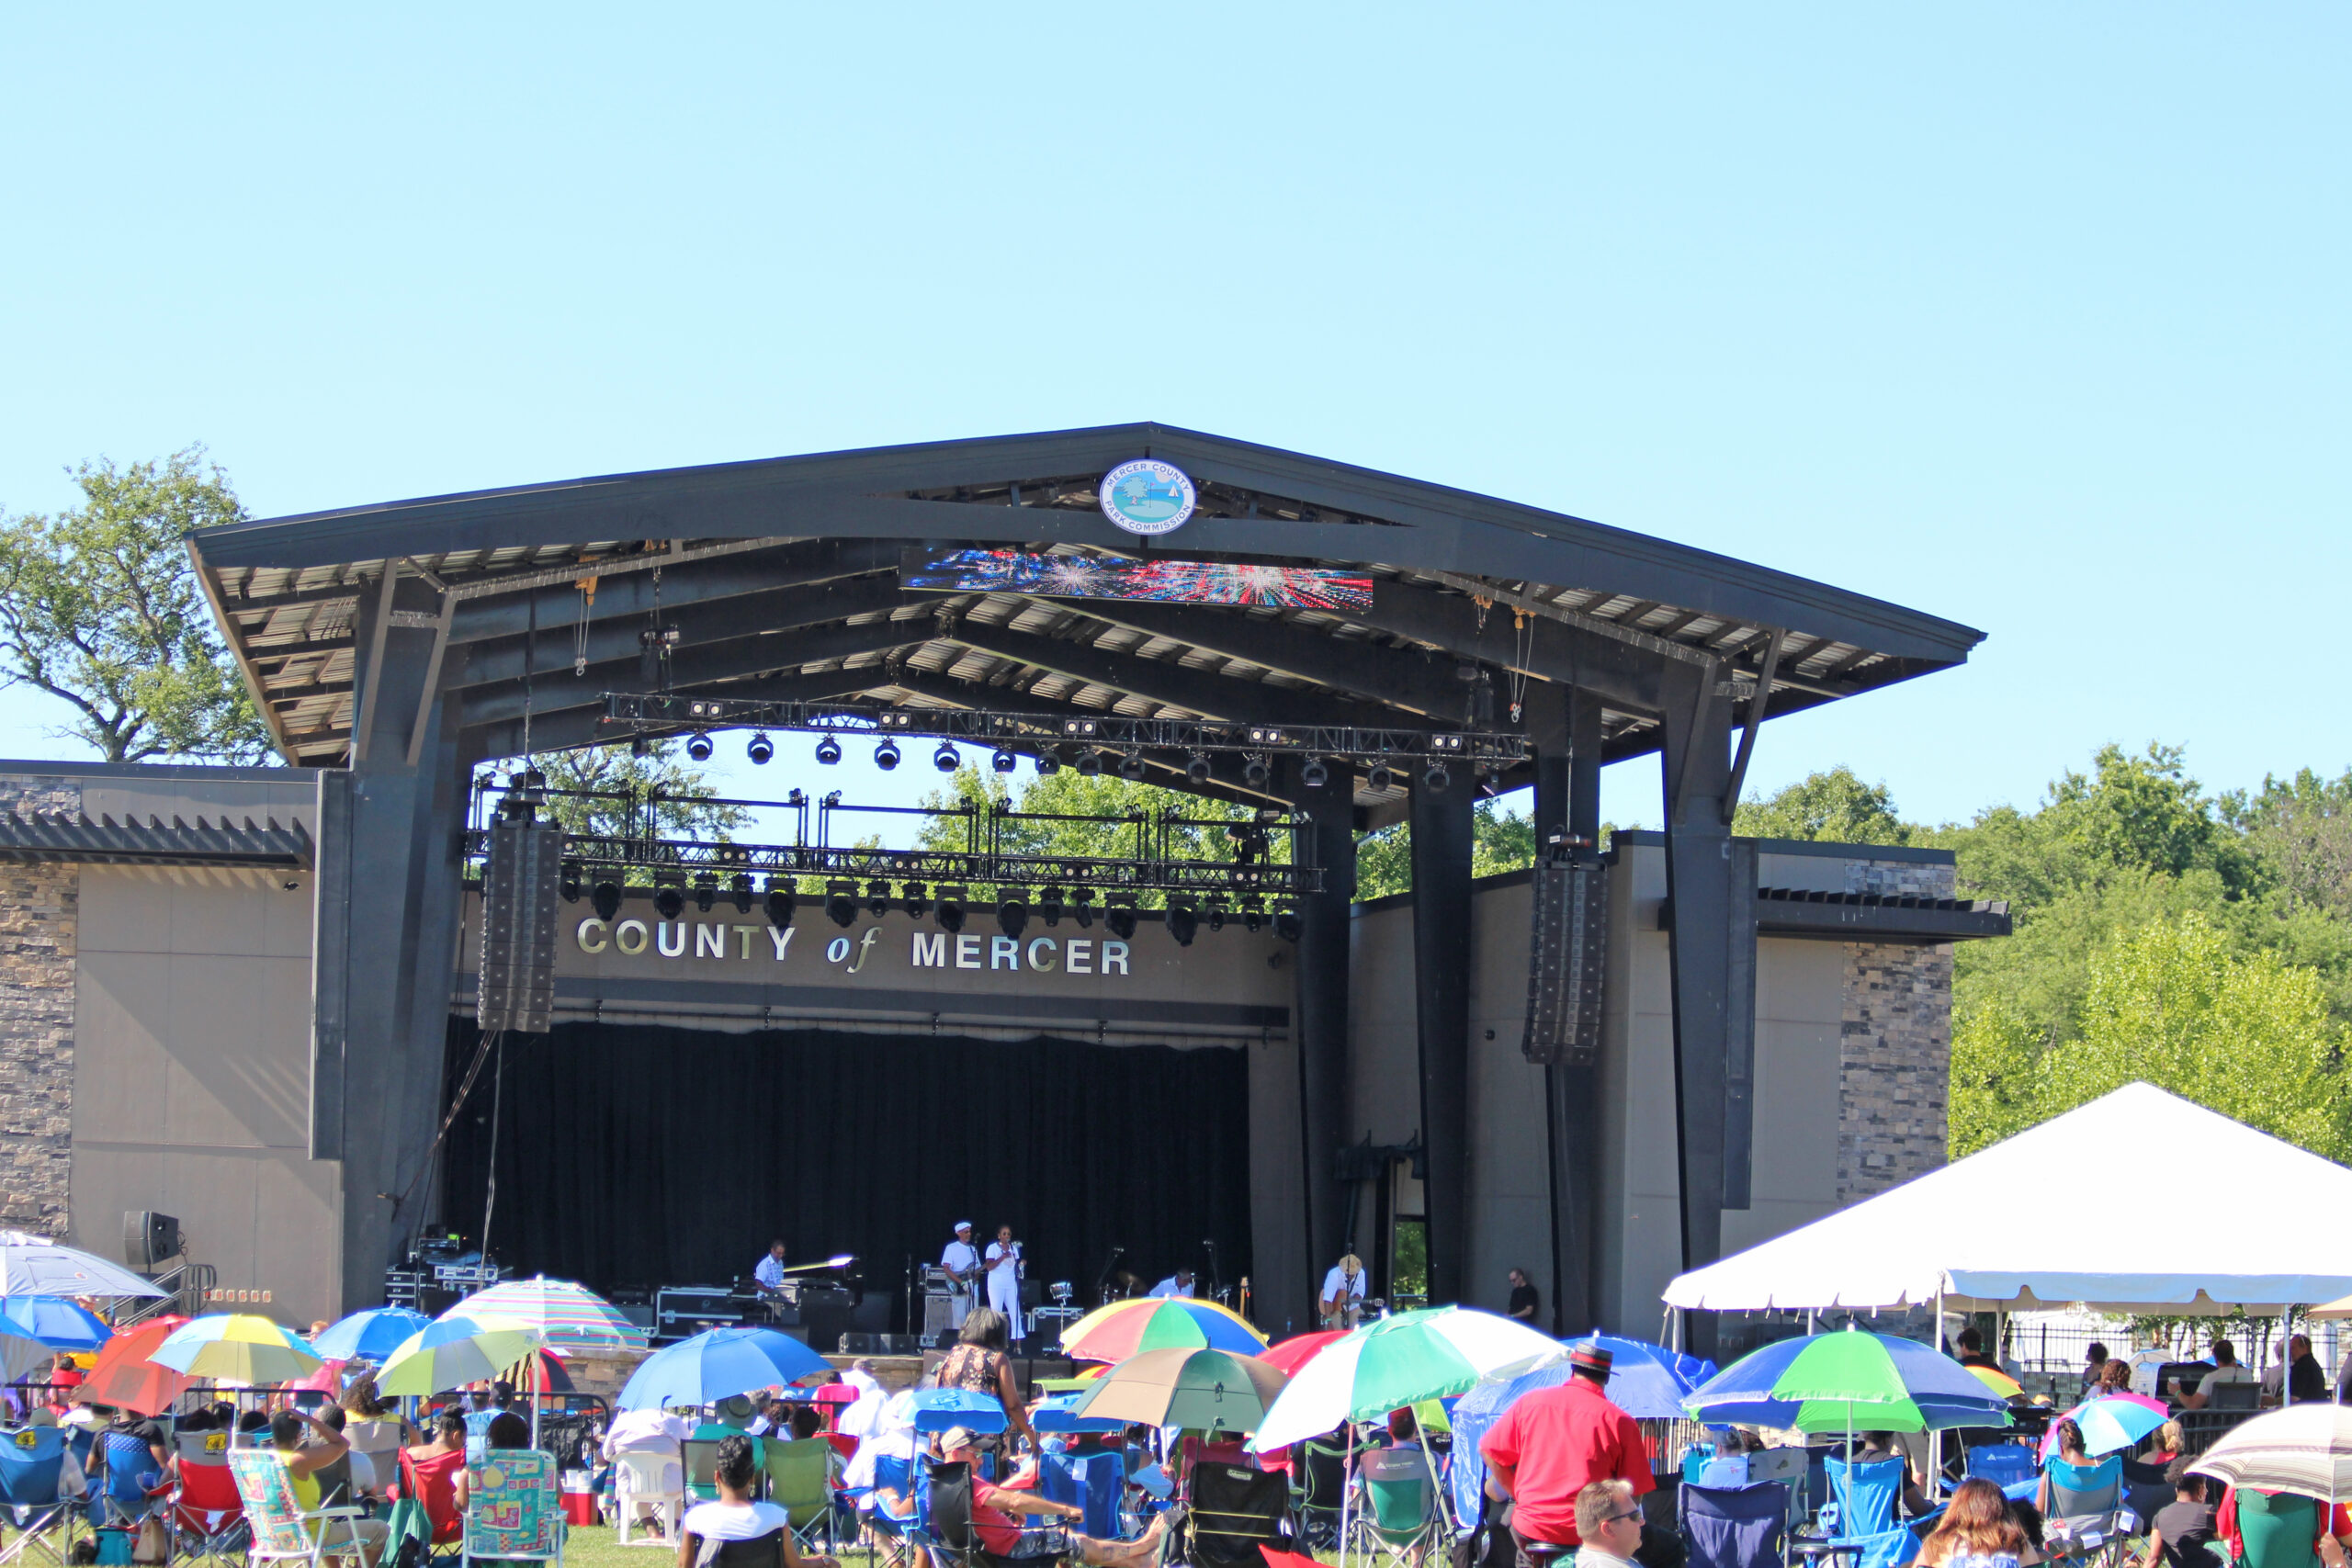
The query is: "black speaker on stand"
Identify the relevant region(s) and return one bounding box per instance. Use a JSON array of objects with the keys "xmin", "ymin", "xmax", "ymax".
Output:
[{"xmin": 122, "ymin": 1212, "xmax": 180, "ymax": 1269}]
